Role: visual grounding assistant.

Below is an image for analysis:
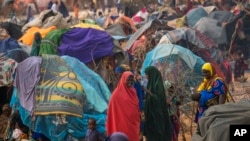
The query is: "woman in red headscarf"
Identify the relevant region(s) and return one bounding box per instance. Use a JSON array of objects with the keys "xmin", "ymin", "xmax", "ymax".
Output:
[{"xmin": 106, "ymin": 71, "xmax": 140, "ymax": 141}]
